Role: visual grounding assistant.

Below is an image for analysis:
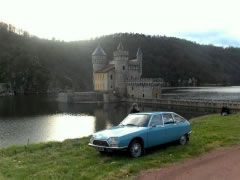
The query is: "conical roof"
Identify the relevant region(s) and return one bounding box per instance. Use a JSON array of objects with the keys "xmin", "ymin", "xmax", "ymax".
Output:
[
  {"xmin": 117, "ymin": 42, "xmax": 124, "ymax": 50},
  {"xmin": 92, "ymin": 44, "xmax": 106, "ymax": 56}
]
